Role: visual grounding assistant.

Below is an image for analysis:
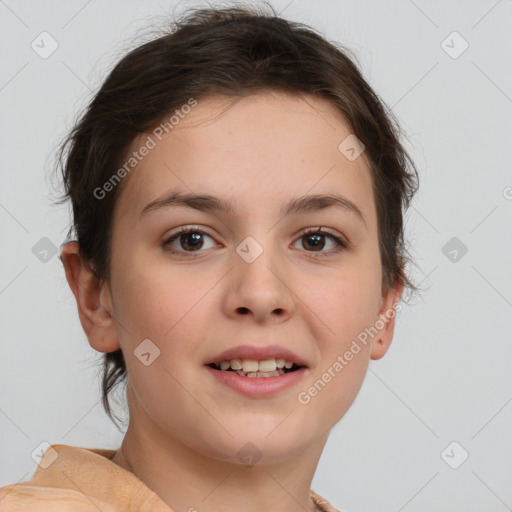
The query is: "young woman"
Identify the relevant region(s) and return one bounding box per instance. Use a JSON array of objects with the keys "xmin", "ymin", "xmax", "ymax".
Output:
[{"xmin": 0, "ymin": 3, "xmax": 418, "ymax": 511}]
